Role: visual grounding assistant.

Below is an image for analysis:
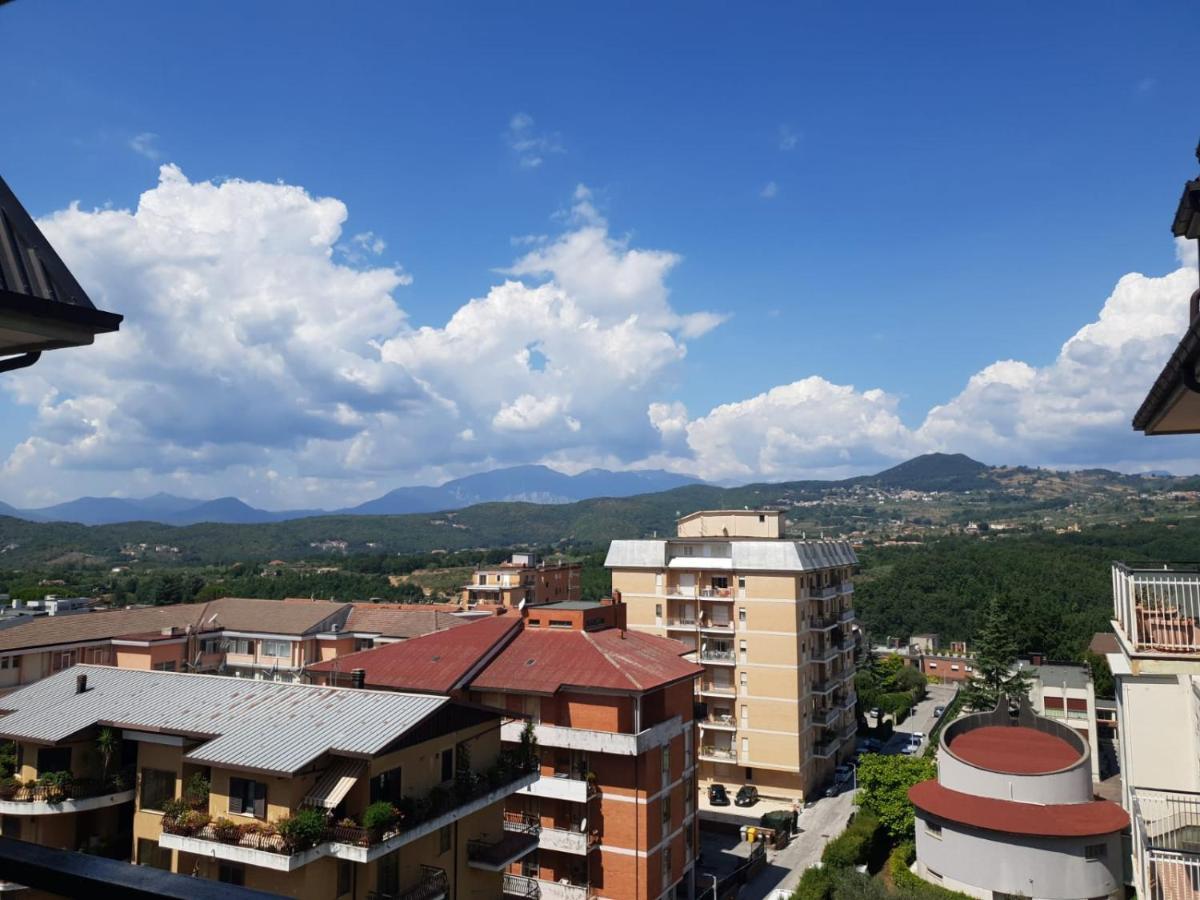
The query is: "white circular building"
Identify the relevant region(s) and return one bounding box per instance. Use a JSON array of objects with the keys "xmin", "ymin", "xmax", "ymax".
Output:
[{"xmin": 909, "ymin": 699, "xmax": 1128, "ymax": 900}]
